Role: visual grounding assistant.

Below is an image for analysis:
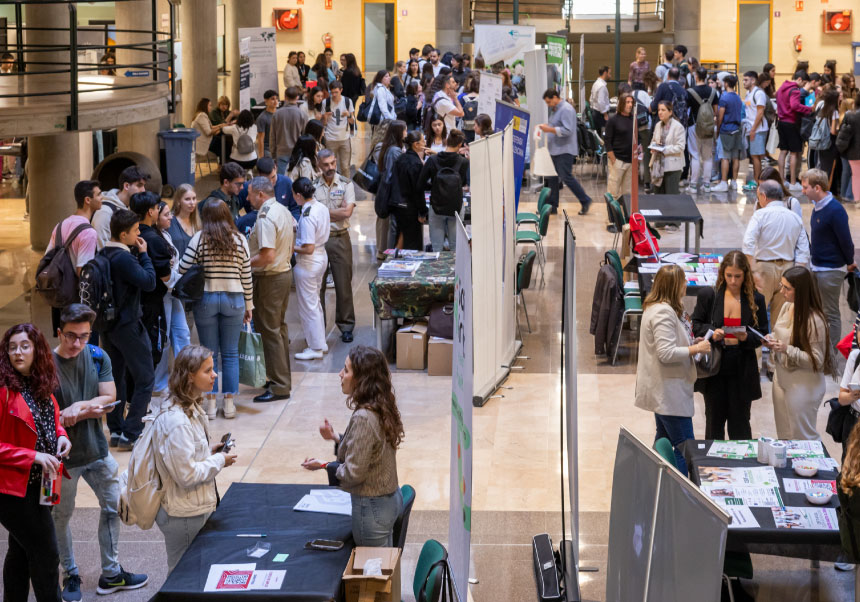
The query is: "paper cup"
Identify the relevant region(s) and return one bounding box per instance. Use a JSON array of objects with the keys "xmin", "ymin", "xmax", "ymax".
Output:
[
  {"xmin": 768, "ymin": 441, "xmax": 787, "ymax": 468},
  {"xmin": 757, "ymin": 437, "xmax": 774, "ymax": 464}
]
